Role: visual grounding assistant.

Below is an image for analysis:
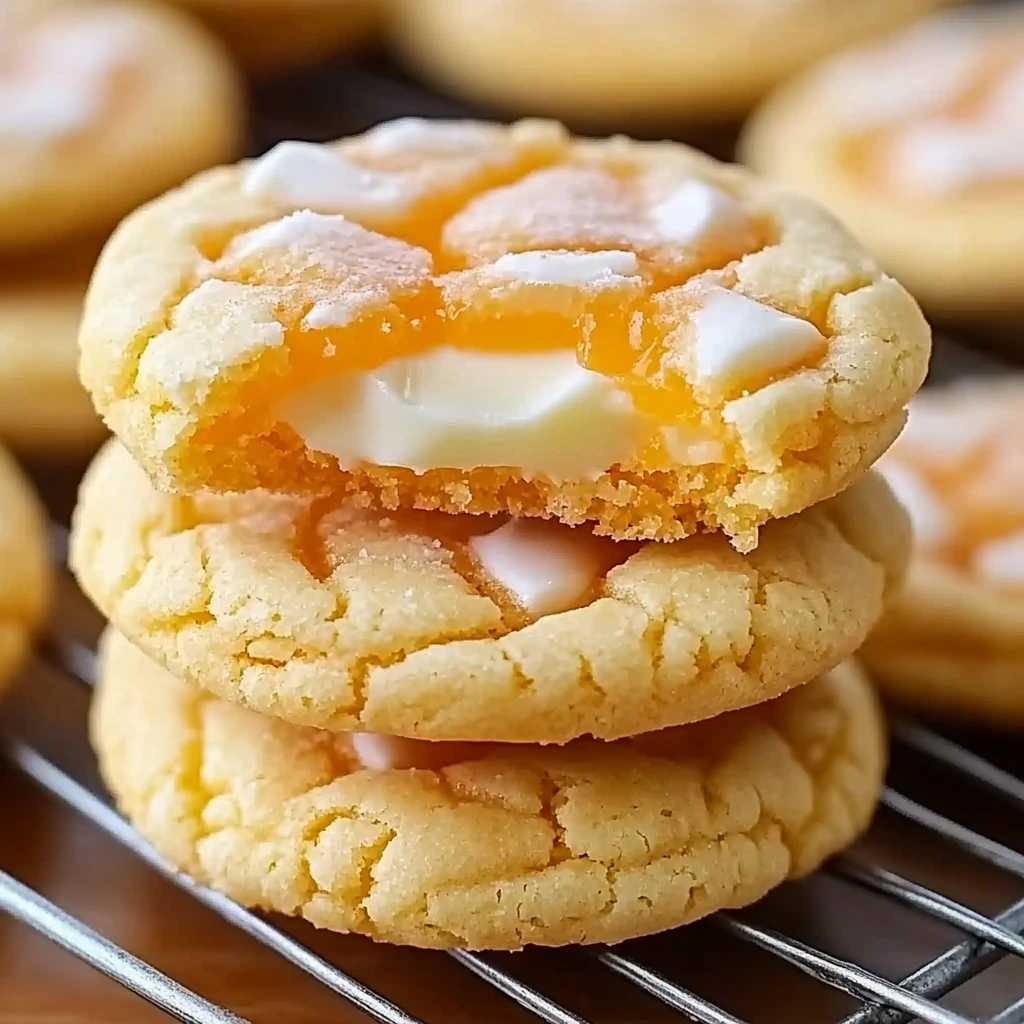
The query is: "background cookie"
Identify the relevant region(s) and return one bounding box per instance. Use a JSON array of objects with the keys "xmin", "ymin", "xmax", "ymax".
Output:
[
  {"xmin": 93, "ymin": 629, "xmax": 886, "ymax": 950},
  {"xmin": 0, "ymin": 253, "xmax": 106, "ymax": 454},
  {"xmin": 0, "ymin": 444, "xmax": 50, "ymax": 692},
  {"xmin": 0, "ymin": 0, "xmax": 243, "ymax": 252},
  {"xmin": 742, "ymin": 9, "xmax": 1024, "ymax": 320},
  {"xmin": 393, "ymin": 0, "xmax": 957, "ymax": 125},
  {"xmin": 173, "ymin": 0, "xmax": 383, "ymax": 73},
  {"xmin": 863, "ymin": 380, "xmax": 1024, "ymax": 725},
  {"xmin": 71, "ymin": 440, "xmax": 909, "ymax": 742},
  {"xmin": 78, "ymin": 120, "xmax": 931, "ymax": 549}
]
